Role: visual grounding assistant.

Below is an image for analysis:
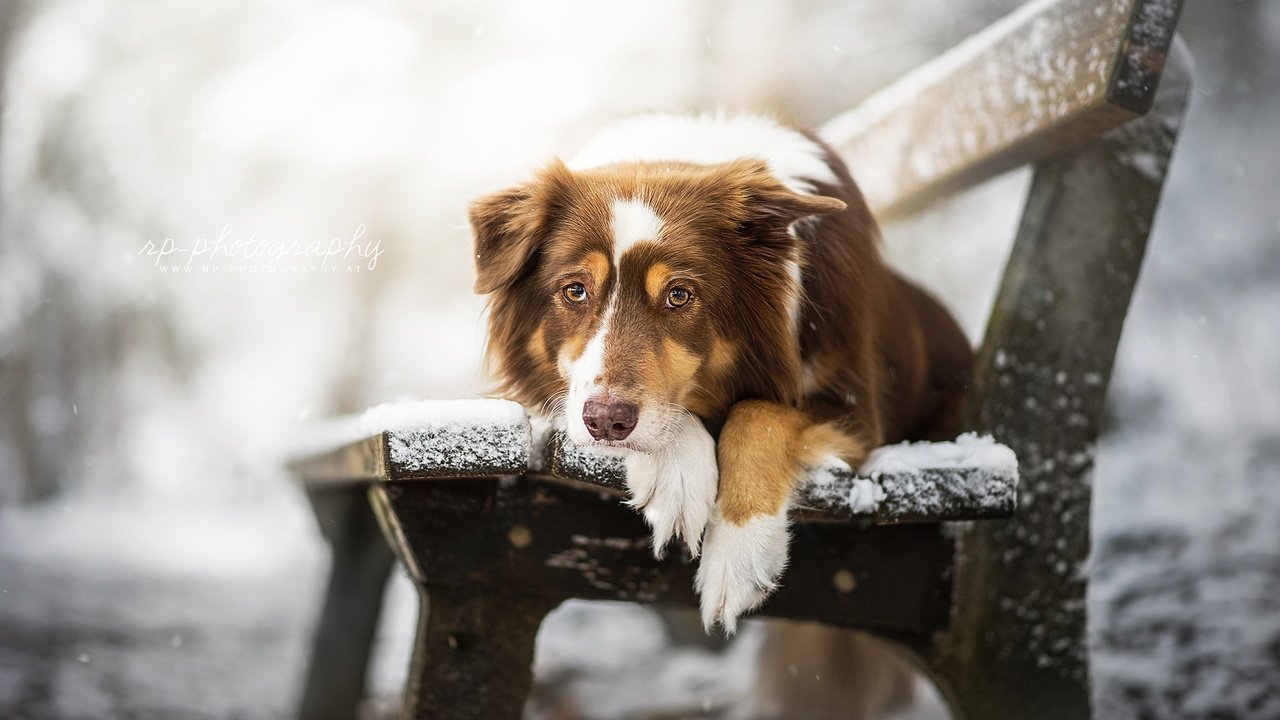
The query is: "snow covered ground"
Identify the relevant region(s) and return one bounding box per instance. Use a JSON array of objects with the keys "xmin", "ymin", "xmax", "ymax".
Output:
[
  {"xmin": 0, "ymin": 500, "xmax": 322, "ymax": 719},
  {"xmin": 1, "ymin": 1, "xmax": 1277, "ymax": 719},
  {"xmin": 1085, "ymin": 4, "xmax": 1280, "ymax": 716}
]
